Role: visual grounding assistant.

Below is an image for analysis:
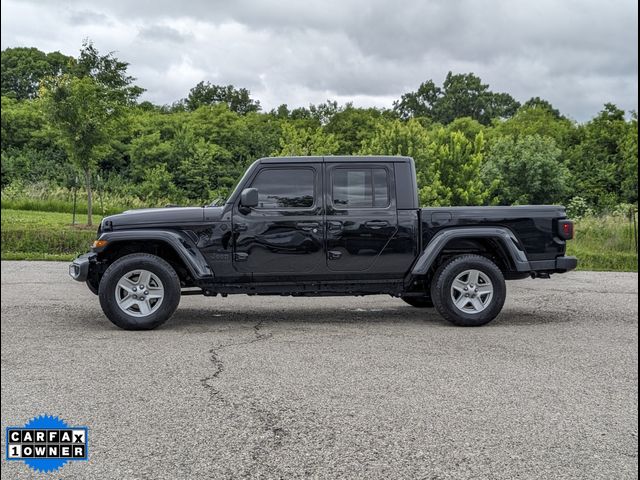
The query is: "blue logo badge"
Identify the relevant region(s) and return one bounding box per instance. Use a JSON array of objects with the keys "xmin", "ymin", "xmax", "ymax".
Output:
[{"xmin": 5, "ymin": 415, "xmax": 89, "ymax": 473}]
